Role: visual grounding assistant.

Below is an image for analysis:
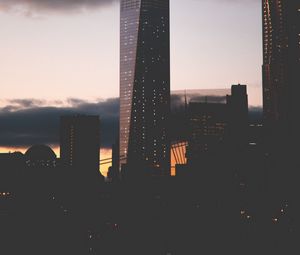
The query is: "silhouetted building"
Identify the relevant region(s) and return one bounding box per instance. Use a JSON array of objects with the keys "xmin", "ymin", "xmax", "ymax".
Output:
[
  {"xmin": 120, "ymin": 0, "xmax": 170, "ymax": 176},
  {"xmin": 262, "ymin": 0, "xmax": 300, "ymax": 140},
  {"xmin": 60, "ymin": 115, "xmax": 101, "ymax": 177},
  {"xmin": 186, "ymin": 102, "xmax": 228, "ymax": 165},
  {"xmin": 227, "ymin": 84, "xmax": 249, "ymax": 150},
  {"xmin": 0, "ymin": 152, "xmax": 24, "ymax": 170},
  {"xmin": 0, "ymin": 152, "xmax": 24, "ymax": 192},
  {"xmin": 25, "ymin": 145, "xmax": 57, "ymax": 168},
  {"xmin": 107, "ymin": 140, "xmax": 120, "ymax": 182},
  {"xmin": 167, "ymin": 86, "xmax": 250, "ymax": 176}
]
